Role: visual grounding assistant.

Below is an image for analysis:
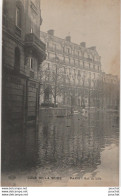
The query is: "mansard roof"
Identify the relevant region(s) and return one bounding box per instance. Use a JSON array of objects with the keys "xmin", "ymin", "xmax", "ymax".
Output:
[{"xmin": 40, "ymin": 31, "xmax": 100, "ymax": 57}]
